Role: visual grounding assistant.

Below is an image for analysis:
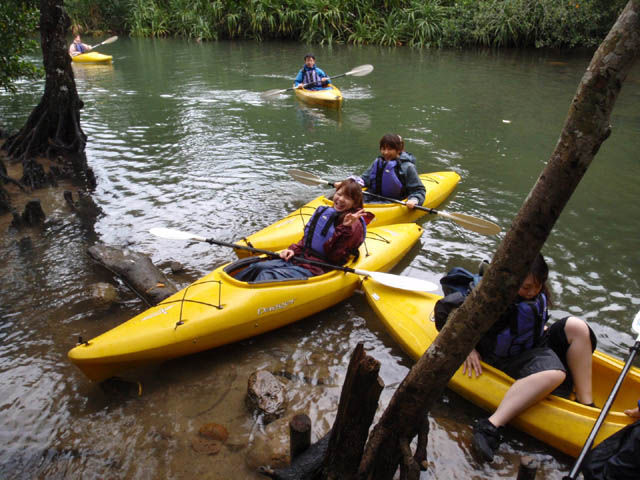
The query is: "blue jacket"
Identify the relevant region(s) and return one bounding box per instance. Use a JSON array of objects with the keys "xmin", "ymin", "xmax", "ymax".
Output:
[{"xmin": 294, "ymin": 66, "xmax": 330, "ymax": 90}]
